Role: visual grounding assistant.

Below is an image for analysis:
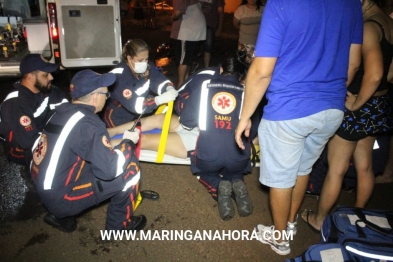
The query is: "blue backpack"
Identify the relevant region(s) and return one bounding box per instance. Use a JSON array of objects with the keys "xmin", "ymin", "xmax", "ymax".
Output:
[
  {"xmin": 285, "ymin": 243, "xmax": 351, "ymax": 262},
  {"xmin": 321, "ymin": 206, "xmax": 393, "ymax": 261}
]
